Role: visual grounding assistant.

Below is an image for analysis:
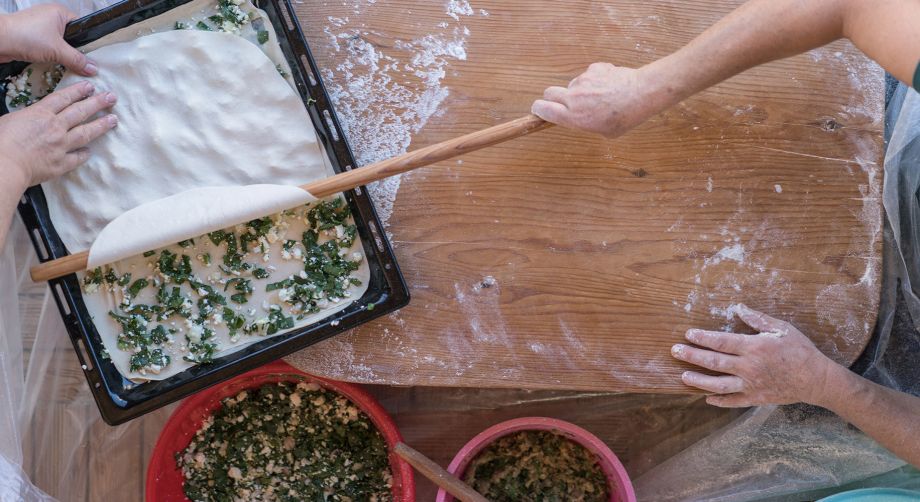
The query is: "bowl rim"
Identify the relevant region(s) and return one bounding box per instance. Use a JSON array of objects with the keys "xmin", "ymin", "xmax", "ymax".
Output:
[
  {"xmin": 435, "ymin": 416, "xmax": 636, "ymax": 502},
  {"xmin": 145, "ymin": 360, "xmax": 415, "ymax": 501}
]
